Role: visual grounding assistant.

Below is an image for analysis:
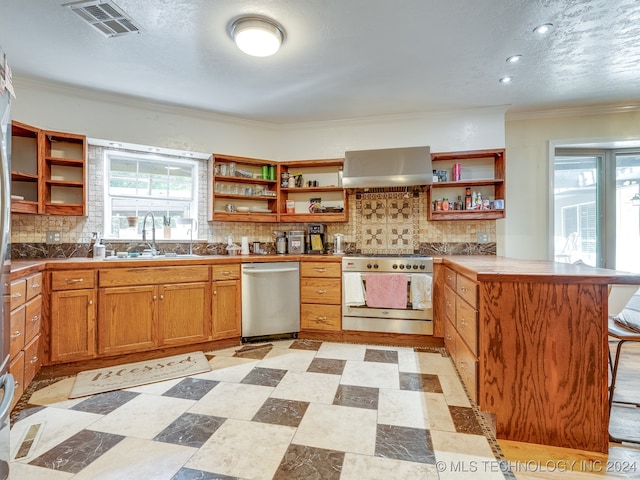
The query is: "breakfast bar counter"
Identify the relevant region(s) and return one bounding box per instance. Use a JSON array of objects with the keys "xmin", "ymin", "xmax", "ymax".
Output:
[{"xmin": 435, "ymin": 256, "xmax": 640, "ymax": 454}]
